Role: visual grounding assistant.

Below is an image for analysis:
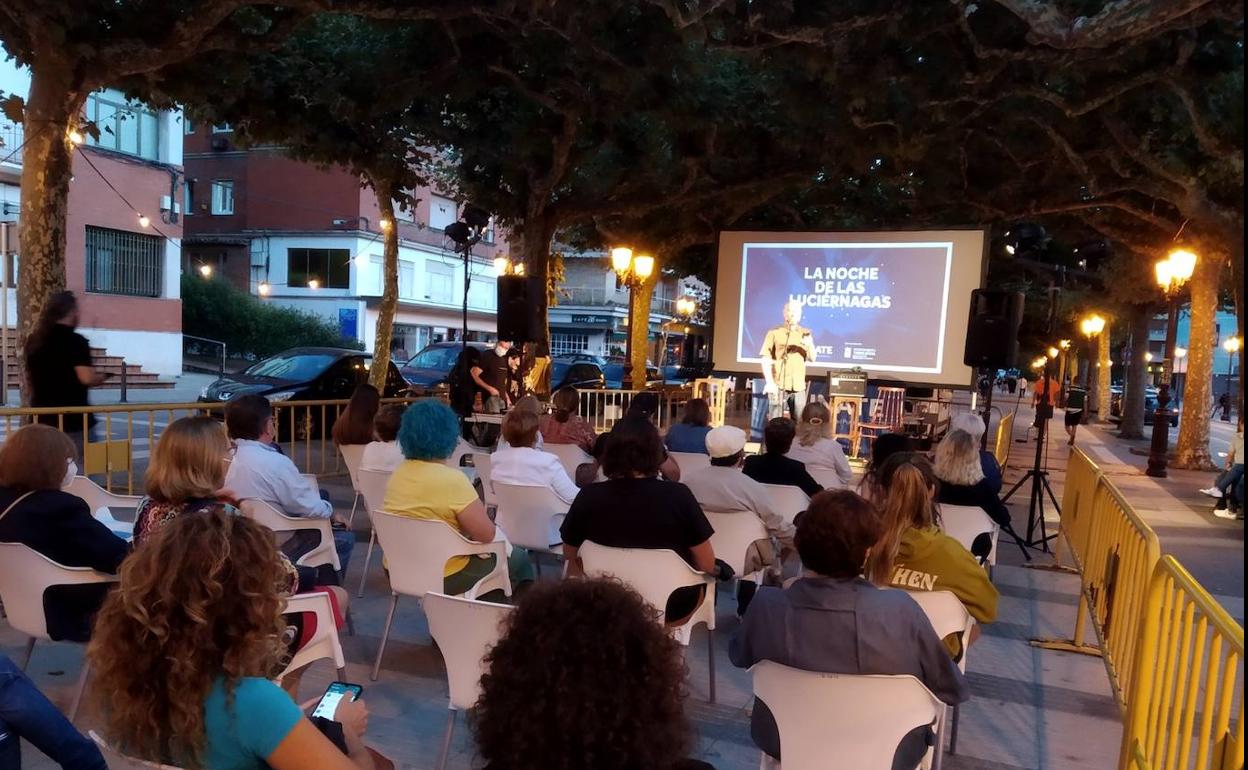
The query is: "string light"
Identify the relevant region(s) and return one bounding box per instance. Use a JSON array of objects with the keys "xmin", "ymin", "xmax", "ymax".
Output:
[
  {"xmin": 307, "ymin": 279, "xmax": 320, "ymax": 290},
  {"xmin": 380, "ymin": 217, "xmax": 392, "ymax": 232},
  {"xmin": 137, "ymin": 213, "xmax": 150, "ymax": 228},
  {"xmin": 258, "ymin": 282, "xmax": 271, "ymax": 296},
  {"xmin": 67, "ymin": 129, "xmax": 85, "ymax": 145},
  {"xmin": 198, "ymin": 264, "xmax": 212, "ymax": 278}
]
